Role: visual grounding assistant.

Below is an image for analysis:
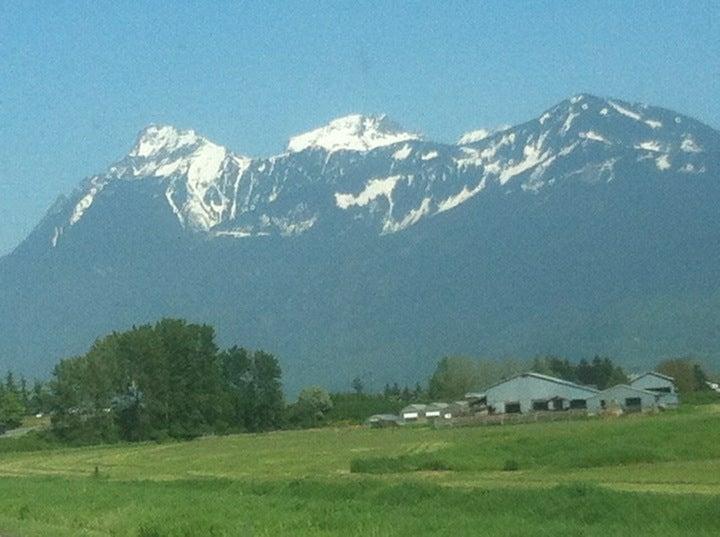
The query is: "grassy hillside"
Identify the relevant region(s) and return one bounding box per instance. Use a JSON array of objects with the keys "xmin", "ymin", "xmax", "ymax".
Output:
[{"xmin": 0, "ymin": 406, "xmax": 719, "ymax": 536}]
